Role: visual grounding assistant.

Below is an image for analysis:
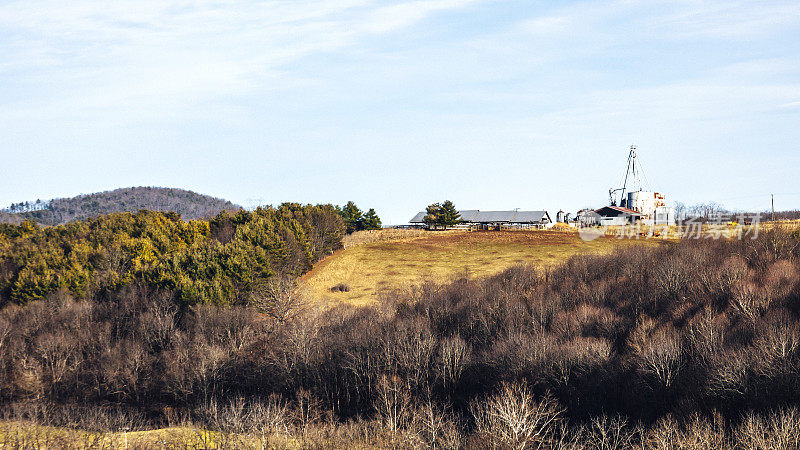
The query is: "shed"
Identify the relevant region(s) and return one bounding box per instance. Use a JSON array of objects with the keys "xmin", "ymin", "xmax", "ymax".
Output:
[{"xmin": 594, "ymin": 206, "xmax": 642, "ymax": 226}]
